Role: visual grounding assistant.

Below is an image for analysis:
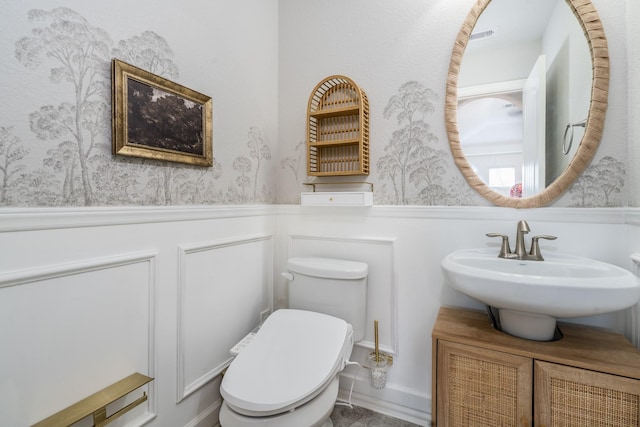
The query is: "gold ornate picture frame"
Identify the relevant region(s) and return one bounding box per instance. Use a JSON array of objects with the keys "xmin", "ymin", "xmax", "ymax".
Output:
[{"xmin": 112, "ymin": 59, "xmax": 213, "ymax": 167}]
